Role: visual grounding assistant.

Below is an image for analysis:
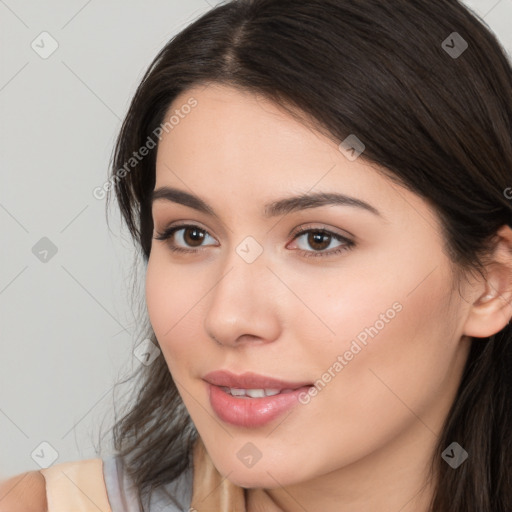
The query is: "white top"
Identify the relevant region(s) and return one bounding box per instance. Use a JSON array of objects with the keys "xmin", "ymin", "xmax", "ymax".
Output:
[{"xmin": 102, "ymin": 454, "xmax": 193, "ymax": 512}]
